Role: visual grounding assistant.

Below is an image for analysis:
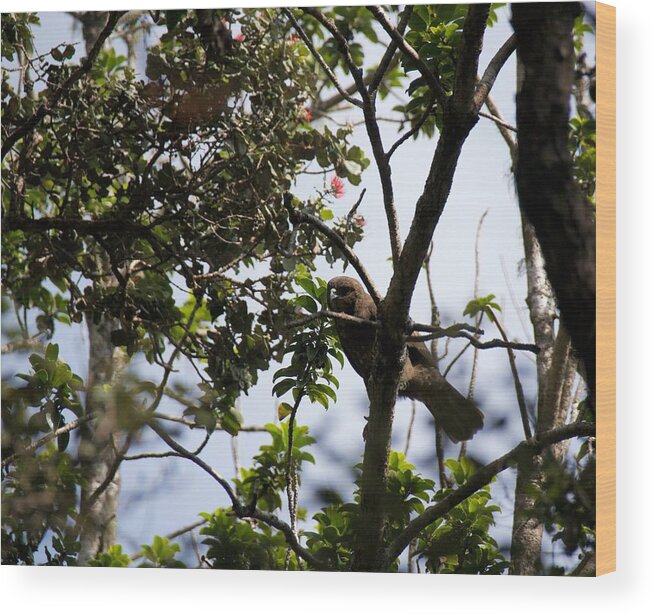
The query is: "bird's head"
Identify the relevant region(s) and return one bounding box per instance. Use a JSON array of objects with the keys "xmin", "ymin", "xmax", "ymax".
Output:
[{"xmin": 327, "ymin": 276, "xmax": 363, "ymax": 315}]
